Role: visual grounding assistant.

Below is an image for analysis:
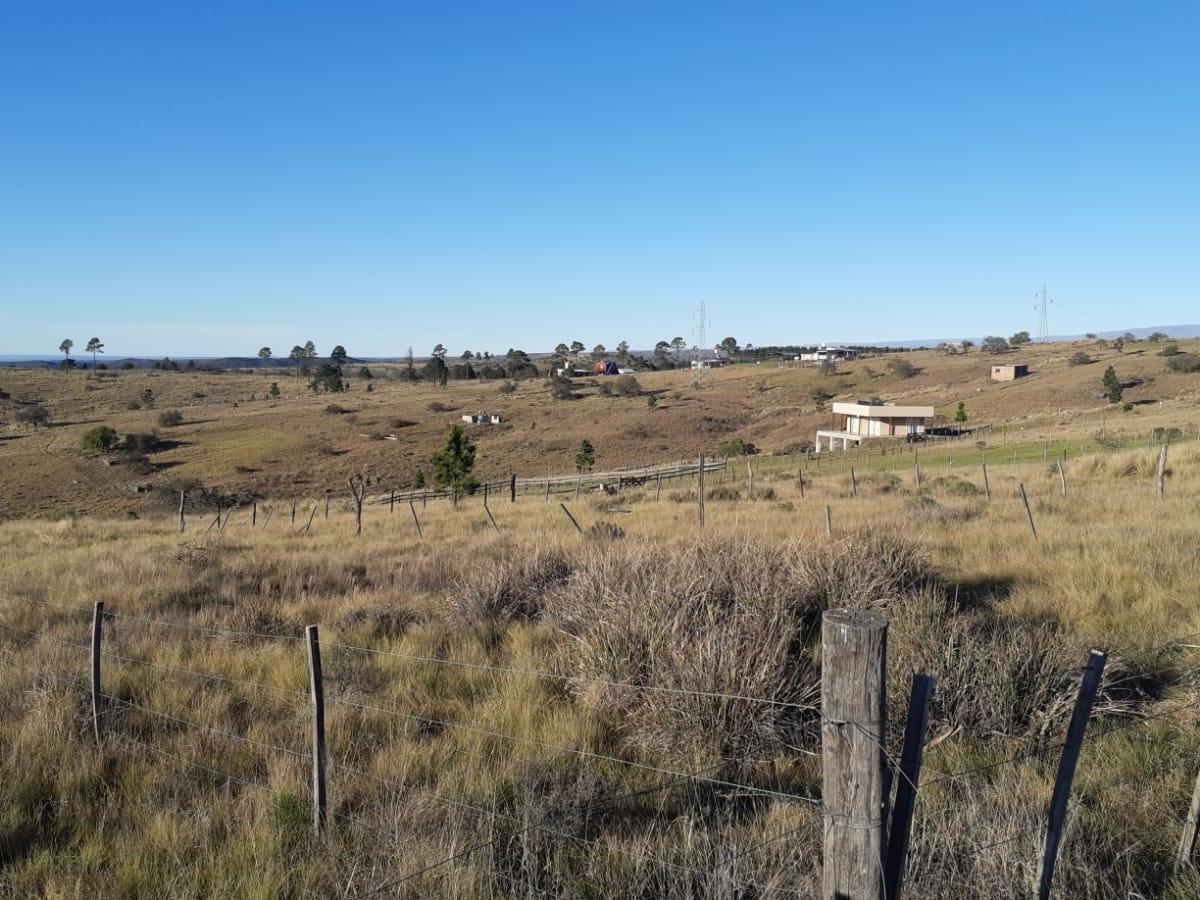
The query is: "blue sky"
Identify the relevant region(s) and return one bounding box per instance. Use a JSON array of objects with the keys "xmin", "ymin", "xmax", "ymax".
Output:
[{"xmin": 2, "ymin": 2, "xmax": 1197, "ymax": 357}]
